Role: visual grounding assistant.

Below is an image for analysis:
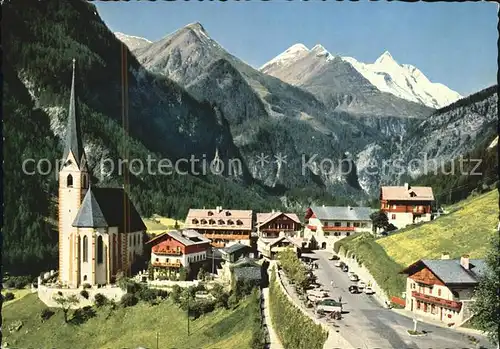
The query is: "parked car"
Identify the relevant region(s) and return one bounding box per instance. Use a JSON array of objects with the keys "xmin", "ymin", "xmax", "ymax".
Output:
[
  {"xmin": 349, "ymin": 274, "xmax": 359, "ymax": 282},
  {"xmin": 341, "ymin": 265, "xmax": 349, "ymax": 272},
  {"xmin": 328, "ymin": 255, "xmax": 340, "ymax": 261},
  {"xmin": 335, "ymin": 260, "xmax": 343, "ymax": 267},
  {"xmin": 348, "ymin": 285, "xmax": 360, "ymax": 294},
  {"xmin": 364, "ymin": 287, "xmax": 375, "ymax": 295},
  {"xmin": 358, "ymin": 281, "xmax": 366, "ymax": 289}
]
